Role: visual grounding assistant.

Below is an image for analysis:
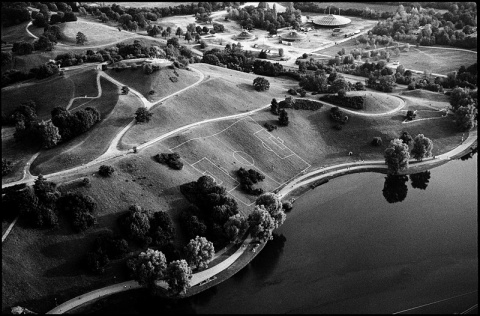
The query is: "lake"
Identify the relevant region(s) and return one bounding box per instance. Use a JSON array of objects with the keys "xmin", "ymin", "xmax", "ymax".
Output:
[{"xmin": 87, "ymin": 155, "xmax": 478, "ymax": 314}]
